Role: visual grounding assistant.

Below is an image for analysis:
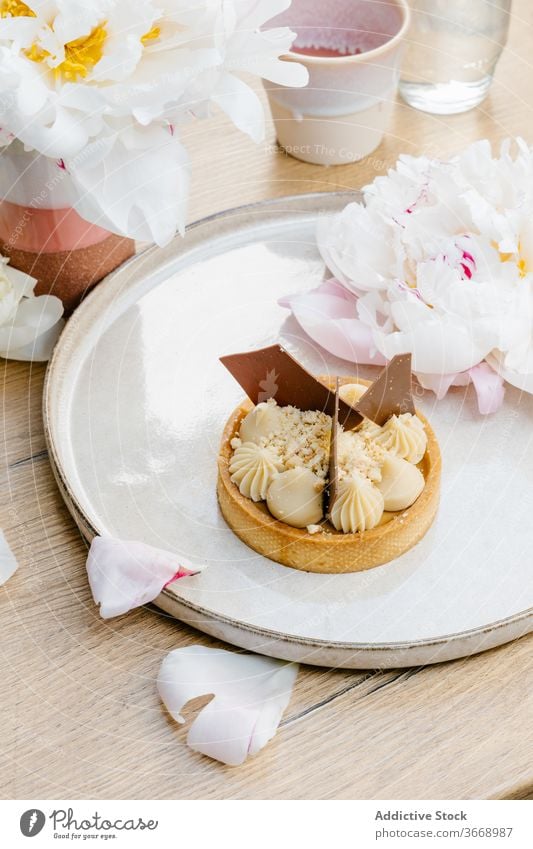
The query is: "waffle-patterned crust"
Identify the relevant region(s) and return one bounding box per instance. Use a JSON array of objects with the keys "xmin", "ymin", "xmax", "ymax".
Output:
[{"xmin": 217, "ymin": 378, "xmax": 441, "ymax": 574}]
